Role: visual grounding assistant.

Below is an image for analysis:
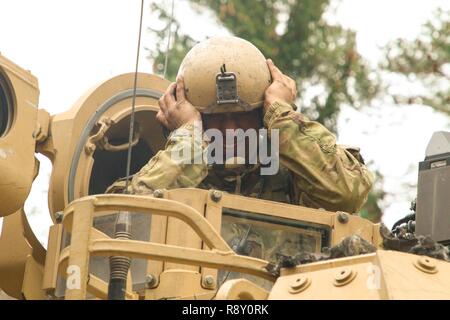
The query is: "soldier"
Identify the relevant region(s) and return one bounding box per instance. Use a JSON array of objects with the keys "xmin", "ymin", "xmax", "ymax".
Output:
[{"xmin": 108, "ymin": 36, "xmax": 373, "ymax": 261}]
